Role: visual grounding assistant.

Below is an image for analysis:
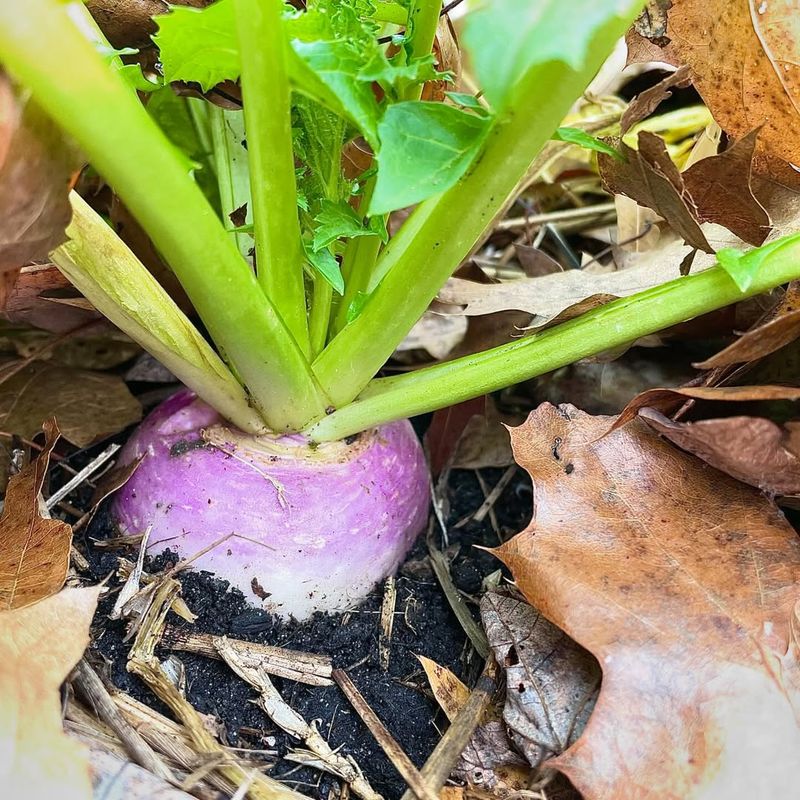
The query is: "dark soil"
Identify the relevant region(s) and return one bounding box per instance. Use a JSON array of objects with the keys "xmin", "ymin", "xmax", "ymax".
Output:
[{"xmin": 82, "ymin": 465, "xmax": 535, "ymax": 800}]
